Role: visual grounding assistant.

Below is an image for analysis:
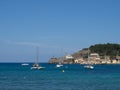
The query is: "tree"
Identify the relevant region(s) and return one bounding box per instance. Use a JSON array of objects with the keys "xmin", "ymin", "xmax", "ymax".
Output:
[{"xmin": 90, "ymin": 43, "xmax": 120, "ymax": 59}]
